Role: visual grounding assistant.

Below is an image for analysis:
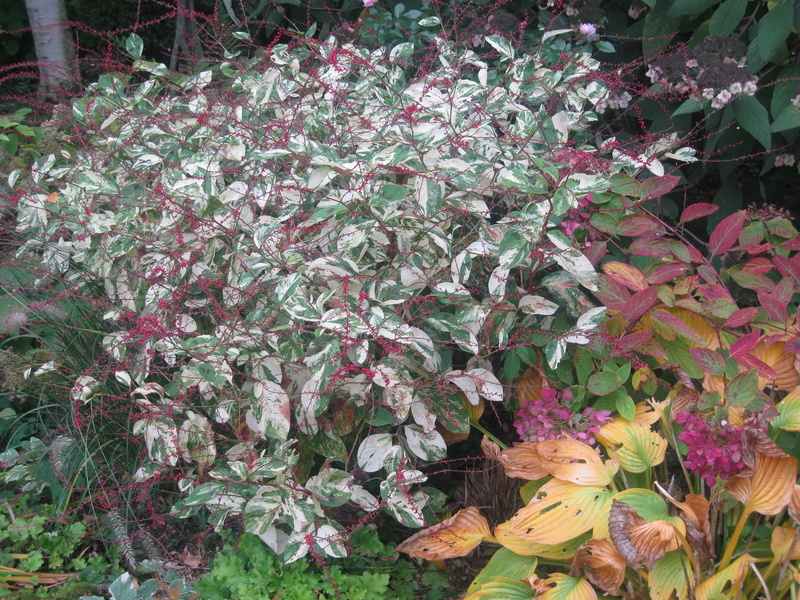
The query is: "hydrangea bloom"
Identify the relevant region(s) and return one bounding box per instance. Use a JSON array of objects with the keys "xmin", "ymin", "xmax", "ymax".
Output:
[
  {"xmin": 673, "ymin": 412, "xmax": 769, "ymax": 486},
  {"xmin": 514, "ymin": 387, "xmax": 611, "ymax": 445}
]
